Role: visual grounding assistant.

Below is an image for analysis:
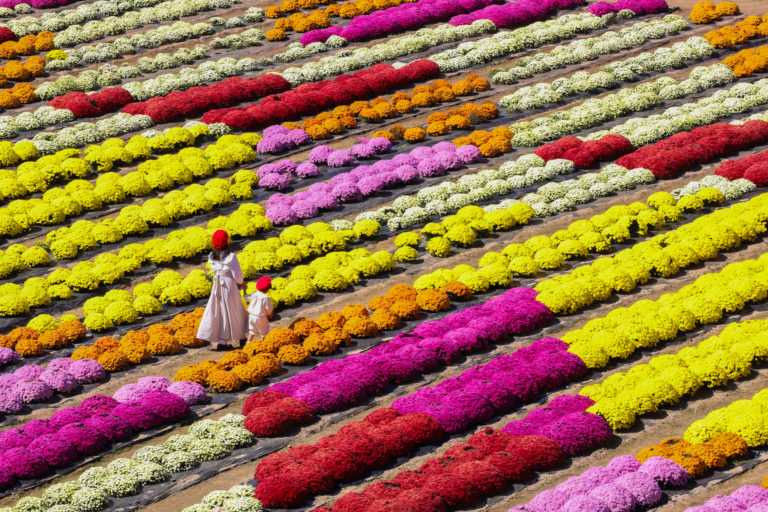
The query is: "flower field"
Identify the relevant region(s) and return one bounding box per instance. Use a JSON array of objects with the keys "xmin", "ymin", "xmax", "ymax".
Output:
[{"xmin": 2, "ymin": 0, "xmax": 768, "ymax": 510}]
